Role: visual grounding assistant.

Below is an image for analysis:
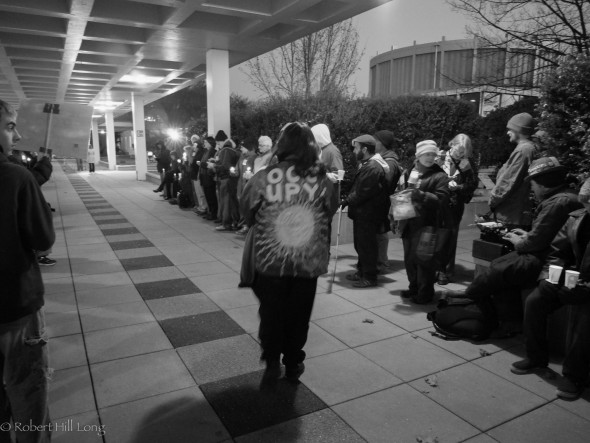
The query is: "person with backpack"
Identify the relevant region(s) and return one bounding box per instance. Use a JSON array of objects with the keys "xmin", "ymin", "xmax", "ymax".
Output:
[
  {"xmin": 511, "ymin": 177, "xmax": 590, "ymax": 399},
  {"xmin": 399, "ymin": 140, "xmax": 450, "ymax": 304},
  {"xmin": 373, "ymin": 130, "xmax": 402, "ymax": 273},
  {"xmin": 437, "ymin": 133, "xmax": 478, "ymax": 285},
  {"xmin": 342, "ymin": 135, "xmax": 390, "ymax": 288}
]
